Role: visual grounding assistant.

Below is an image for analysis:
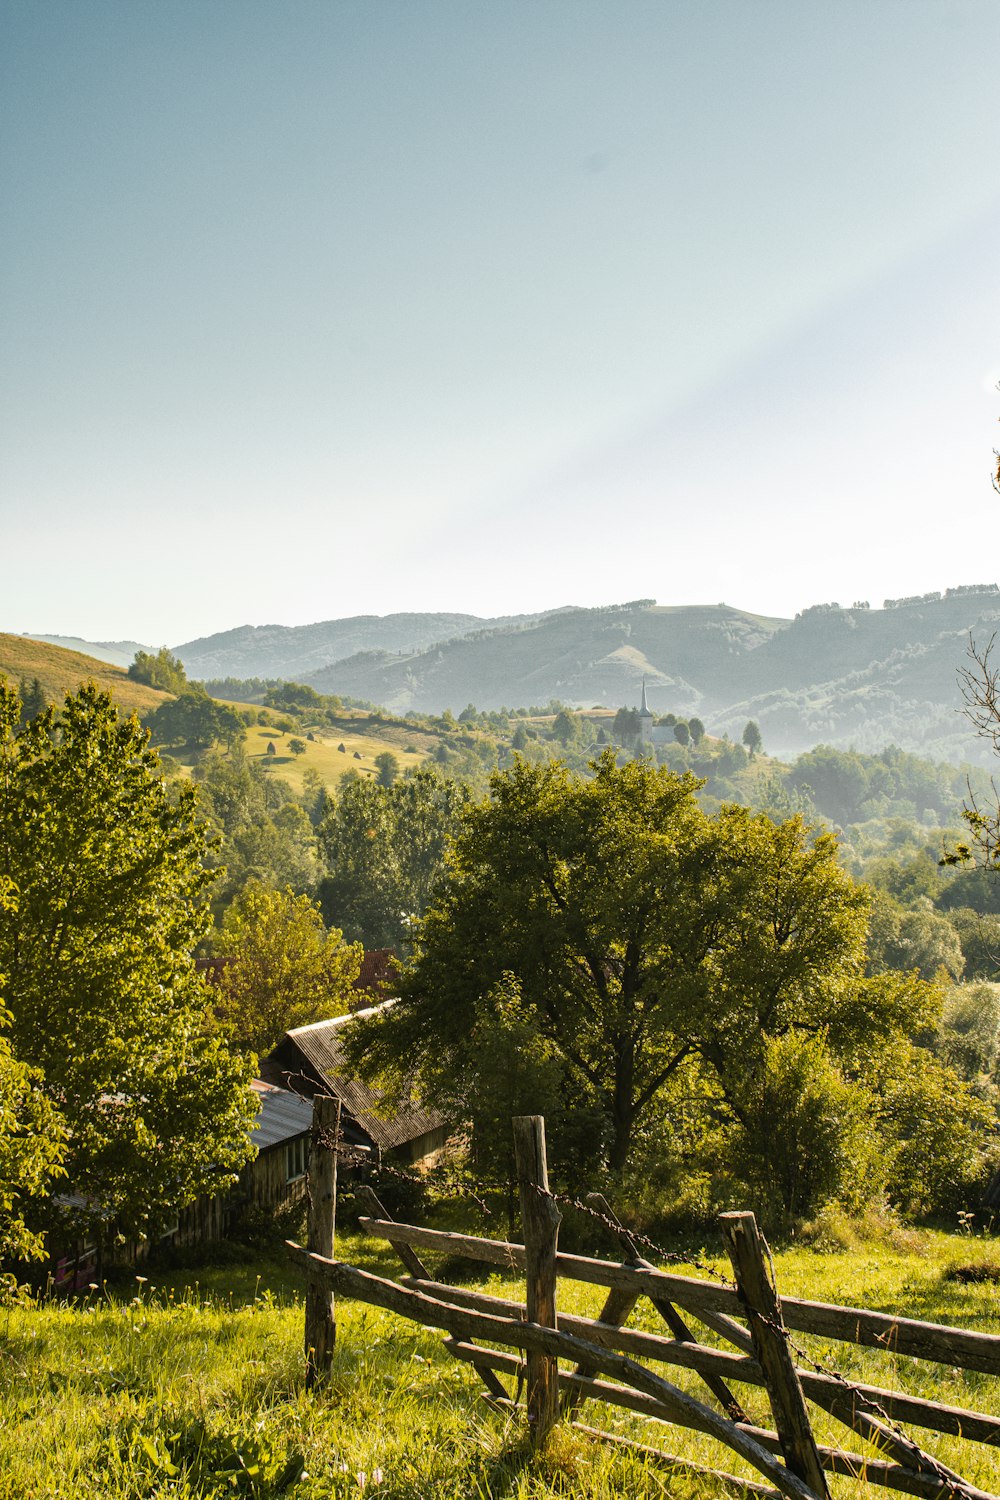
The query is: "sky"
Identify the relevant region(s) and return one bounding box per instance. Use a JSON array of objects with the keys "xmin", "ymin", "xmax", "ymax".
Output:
[{"xmin": 1, "ymin": 0, "xmax": 998, "ymax": 646}]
